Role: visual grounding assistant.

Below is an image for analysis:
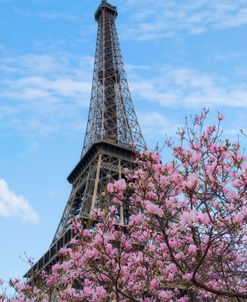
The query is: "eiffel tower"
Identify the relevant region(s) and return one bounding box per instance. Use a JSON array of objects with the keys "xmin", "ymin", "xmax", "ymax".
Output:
[{"xmin": 25, "ymin": 0, "xmax": 146, "ymax": 278}]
